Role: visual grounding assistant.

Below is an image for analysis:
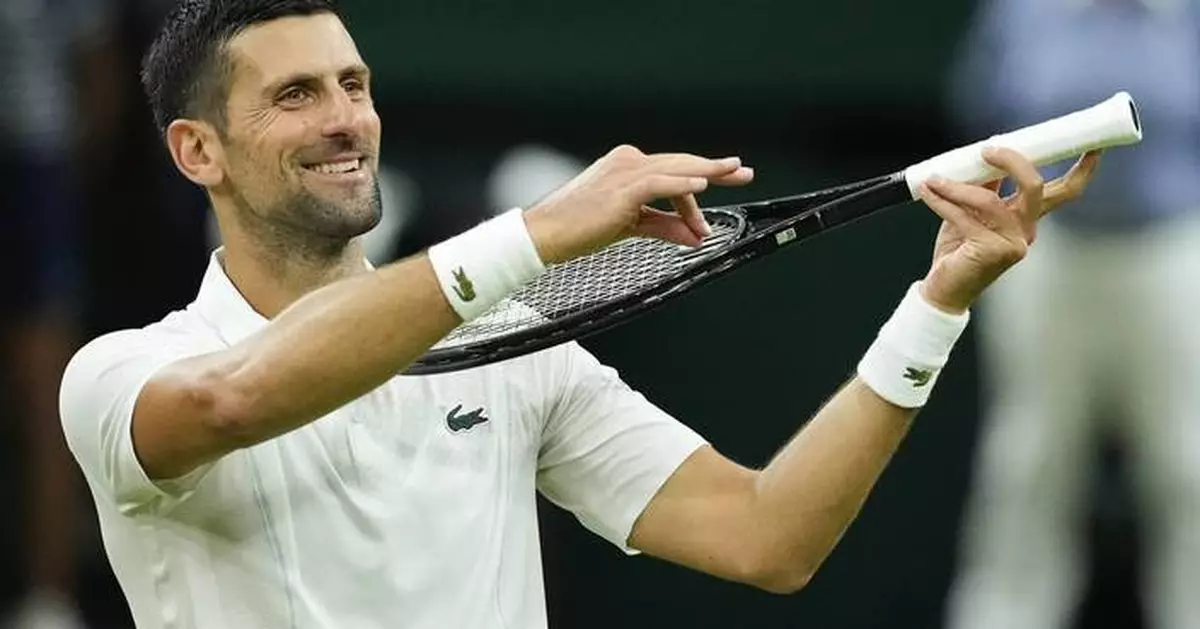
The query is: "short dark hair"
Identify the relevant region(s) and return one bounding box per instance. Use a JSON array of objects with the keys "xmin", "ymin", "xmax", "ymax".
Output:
[{"xmin": 141, "ymin": 0, "xmax": 341, "ymax": 136}]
